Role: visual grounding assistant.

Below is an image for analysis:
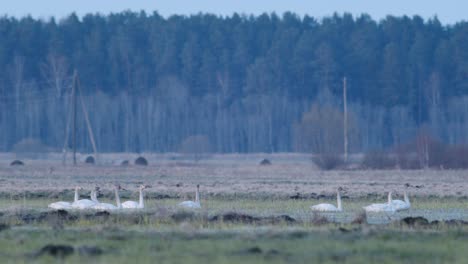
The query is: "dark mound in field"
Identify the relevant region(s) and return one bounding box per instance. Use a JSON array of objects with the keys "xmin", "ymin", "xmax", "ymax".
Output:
[
  {"xmin": 401, "ymin": 216, "xmax": 430, "ymax": 226},
  {"xmin": 400, "ymin": 217, "xmax": 468, "ymax": 227},
  {"xmin": 21, "ymin": 210, "xmax": 78, "ymax": 224},
  {"xmin": 33, "ymin": 244, "xmax": 104, "ymax": 258},
  {"xmin": 35, "ymin": 244, "xmax": 74, "ymax": 258},
  {"xmin": 148, "ymin": 193, "xmax": 174, "ymax": 199},
  {"xmin": 120, "ymin": 160, "xmax": 129, "ymax": 166},
  {"xmin": 235, "ymin": 246, "xmax": 282, "ymax": 257},
  {"xmin": 10, "ymin": 160, "xmax": 24, "ymax": 166},
  {"xmin": 244, "ymin": 246, "xmax": 263, "ymax": 254},
  {"xmin": 90, "ymin": 211, "xmax": 111, "ymax": 221},
  {"xmin": 135, "ymin": 156, "xmax": 148, "ymax": 166},
  {"xmin": 209, "ymin": 212, "xmax": 296, "ymax": 224},
  {"xmin": 0, "ymin": 223, "xmax": 9, "ymax": 232},
  {"xmin": 289, "ymin": 193, "xmax": 303, "ymax": 200},
  {"xmin": 85, "ymin": 156, "xmax": 95, "ymax": 164},
  {"xmin": 78, "ymin": 246, "xmax": 103, "ymax": 256},
  {"xmin": 311, "ymin": 215, "xmax": 330, "ymax": 225},
  {"xmin": 442, "ymin": 219, "xmax": 468, "ymax": 226},
  {"xmin": 272, "ymin": 215, "xmax": 296, "ymax": 223},
  {"xmin": 210, "ymin": 212, "xmax": 259, "ymax": 223},
  {"xmin": 171, "ymin": 211, "xmax": 197, "ymax": 222},
  {"xmin": 259, "ymin": 159, "xmax": 272, "ymax": 166}
]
